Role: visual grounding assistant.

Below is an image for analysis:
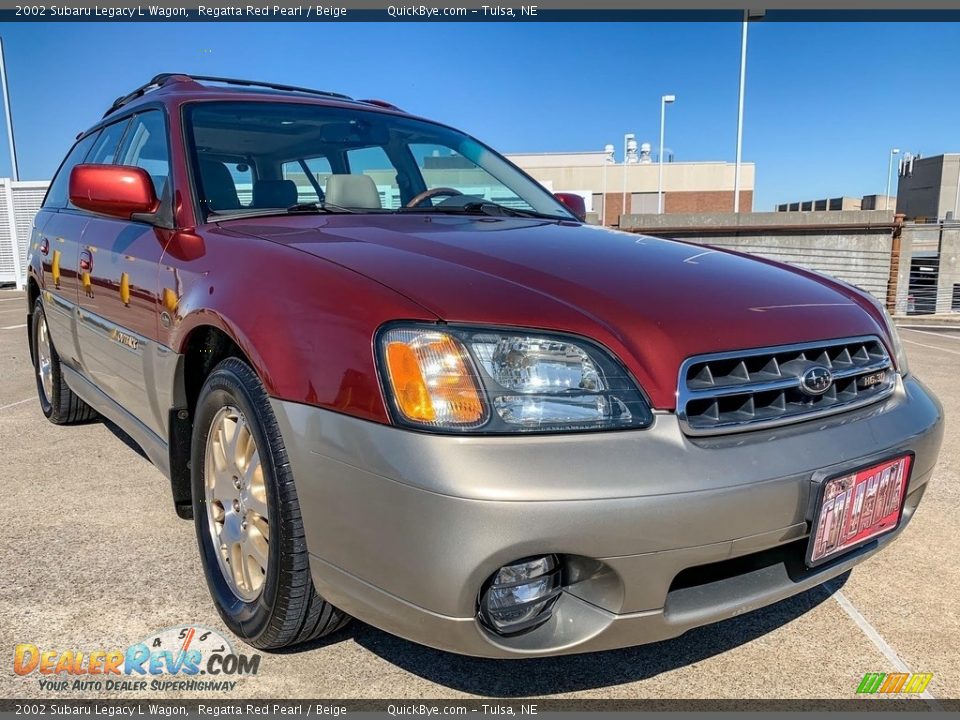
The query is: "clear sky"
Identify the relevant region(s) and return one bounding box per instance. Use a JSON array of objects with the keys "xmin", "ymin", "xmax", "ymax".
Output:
[{"xmin": 0, "ymin": 21, "xmax": 958, "ymax": 210}]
